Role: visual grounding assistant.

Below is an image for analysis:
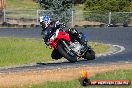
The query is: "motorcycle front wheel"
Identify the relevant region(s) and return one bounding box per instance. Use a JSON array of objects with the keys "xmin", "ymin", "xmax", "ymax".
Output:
[
  {"xmin": 57, "ymin": 41, "xmax": 77, "ymax": 63},
  {"xmin": 83, "ymin": 49, "xmax": 95, "ymax": 60},
  {"xmin": 51, "ymin": 49, "xmax": 63, "ymax": 60}
]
